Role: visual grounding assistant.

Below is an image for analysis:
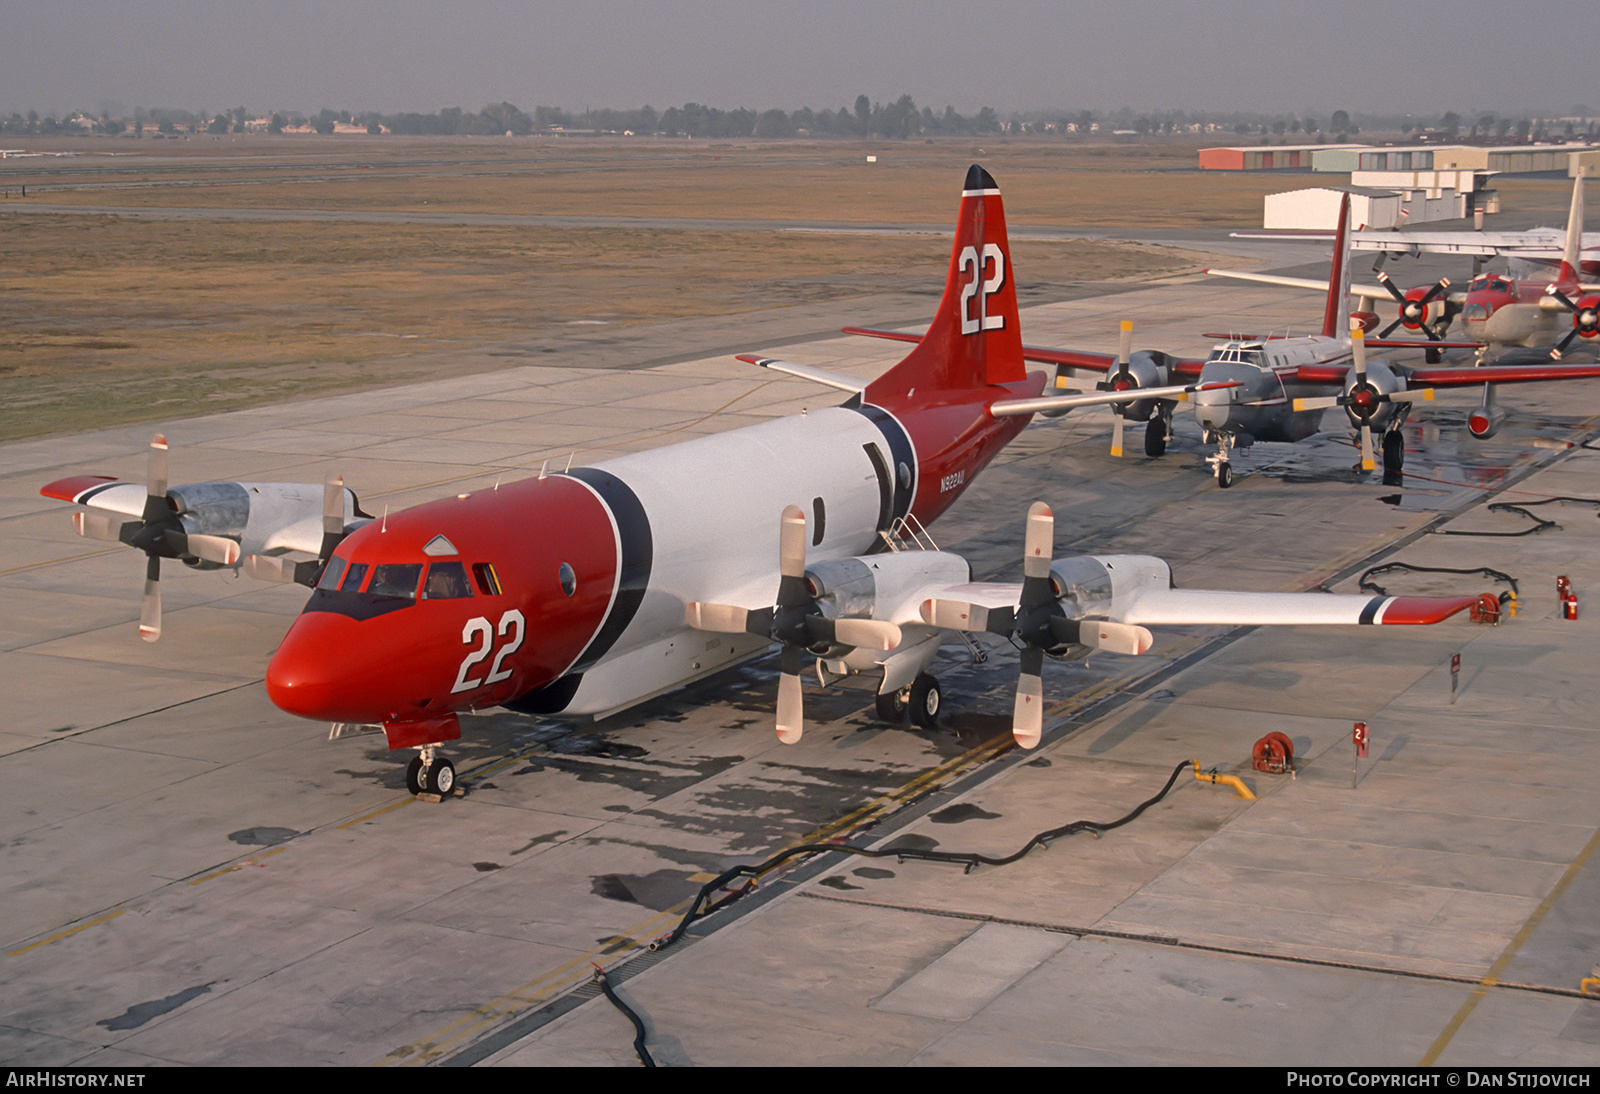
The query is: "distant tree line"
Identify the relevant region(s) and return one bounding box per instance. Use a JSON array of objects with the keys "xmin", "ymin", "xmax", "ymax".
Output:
[{"xmin": 4, "ymin": 101, "xmax": 1596, "ymax": 144}]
